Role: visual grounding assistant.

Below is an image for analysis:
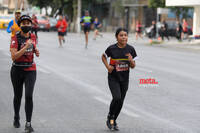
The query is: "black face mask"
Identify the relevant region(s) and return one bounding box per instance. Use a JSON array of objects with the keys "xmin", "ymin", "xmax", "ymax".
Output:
[{"xmin": 21, "ymin": 26, "xmax": 32, "ymax": 33}]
